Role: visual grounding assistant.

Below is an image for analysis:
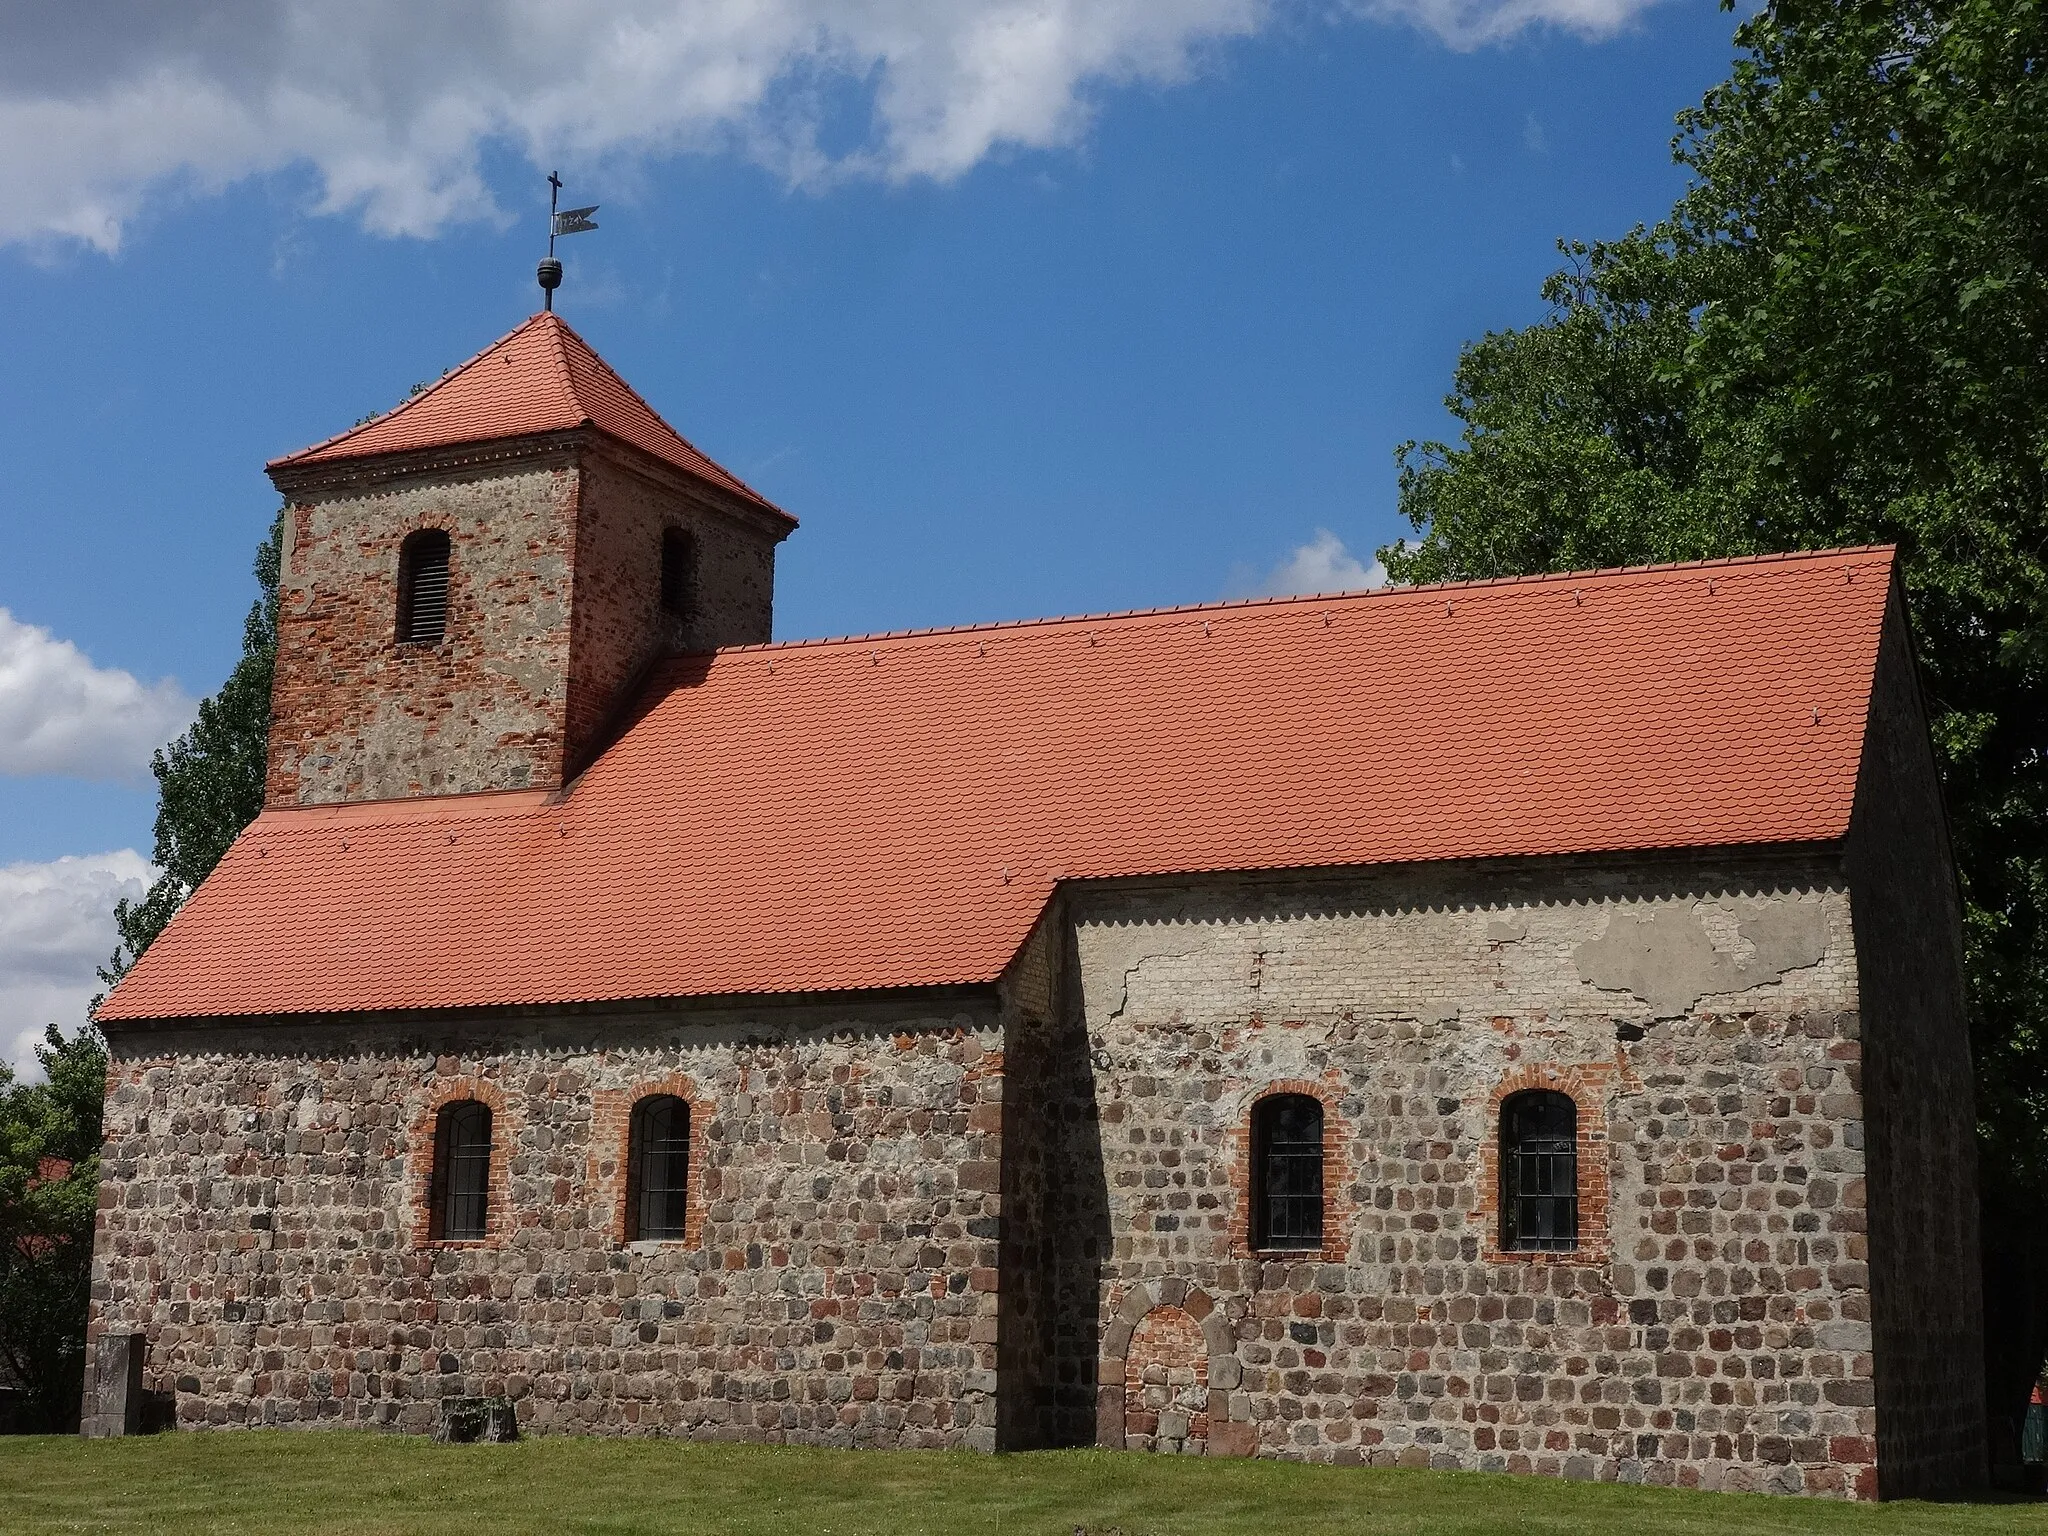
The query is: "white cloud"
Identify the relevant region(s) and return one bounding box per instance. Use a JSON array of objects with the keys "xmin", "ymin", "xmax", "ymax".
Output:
[
  {"xmin": 1, "ymin": 0, "xmax": 1666, "ymax": 254},
  {"xmin": 1351, "ymin": 0, "xmax": 1664, "ymax": 49},
  {"xmin": 0, "ymin": 610, "xmax": 196, "ymax": 783},
  {"xmin": 1236, "ymin": 529, "xmax": 1389, "ymax": 597},
  {"xmin": 0, "ymin": 852, "xmax": 153, "ymax": 1081}
]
